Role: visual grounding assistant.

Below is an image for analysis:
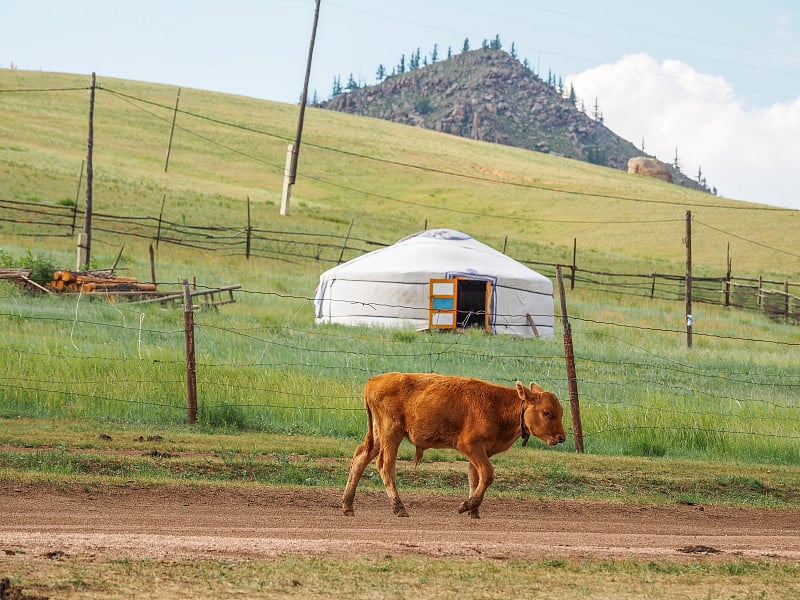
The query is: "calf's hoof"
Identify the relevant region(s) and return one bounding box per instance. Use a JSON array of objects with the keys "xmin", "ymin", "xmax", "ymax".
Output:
[
  {"xmin": 392, "ymin": 499, "xmax": 409, "ymax": 517},
  {"xmin": 343, "ymin": 509, "xmax": 355, "ymax": 517},
  {"xmin": 458, "ymin": 497, "xmax": 481, "ymax": 516}
]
